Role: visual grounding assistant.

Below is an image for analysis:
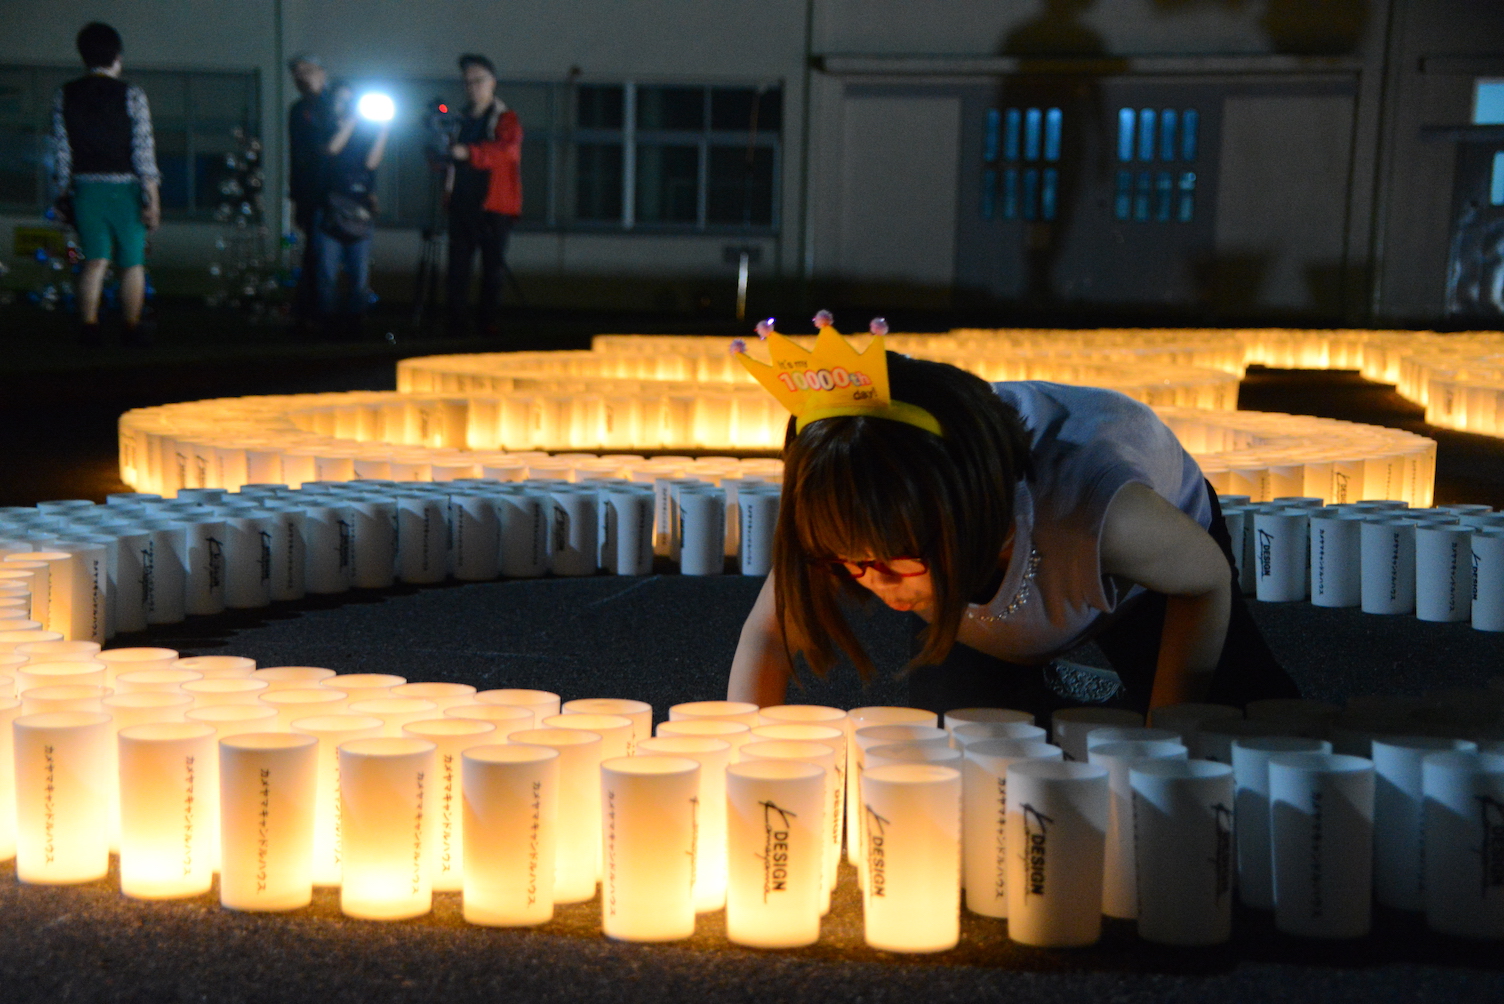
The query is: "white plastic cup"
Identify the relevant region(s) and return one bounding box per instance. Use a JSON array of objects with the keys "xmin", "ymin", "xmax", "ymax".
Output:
[
  {"xmin": 724, "ymin": 759, "xmax": 825, "ymax": 949},
  {"xmin": 1085, "ymin": 725, "xmax": 1182, "ymax": 752},
  {"xmin": 1051, "ymin": 707, "xmax": 1143, "ymax": 763},
  {"xmin": 217, "ymin": 731, "xmax": 318, "ymax": 911},
  {"xmin": 508, "ymin": 727, "xmax": 605, "ymax": 903},
  {"xmin": 1473, "ymin": 531, "xmax": 1504, "ymax": 632},
  {"xmin": 338, "ymin": 736, "xmax": 437, "ymax": 920},
  {"xmin": 860, "ymin": 763, "xmax": 962, "ymax": 953},
  {"xmin": 1004, "ymin": 759, "xmax": 1110, "ymax": 947},
  {"xmin": 221, "ymin": 513, "xmax": 274, "ymax": 609},
  {"xmin": 746, "ymin": 724, "xmax": 844, "ymax": 906},
  {"xmin": 461, "ymin": 743, "xmax": 559, "ymax": 926},
  {"xmin": 1231, "ymin": 735, "xmax": 1332, "ymax": 909},
  {"xmin": 448, "ymin": 492, "xmax": 500, "ymax": 582},
  {"xmin": 637, "ymin": 734, "xmax": 733, "ymax": 916},
  {"xmin": 140, "ymin": 524, "xmax": 188, "ymax": 624},
  {"xmin": 1129, "ymin": 759, "xmax": 1235, "ymax": 945},
  {"xmin": 301, "ymin": 505, "xmax": 351, "ymax": 595},
  {"xmin": 951, "ymin": 721, "xmax": 1047, "ymax": 747},
  {"xmin": 1422, "ymin": 750, "xmax": 1504, "ymax": 938},
  {"xmin": 670, "ymin": 700, "xmax": 760, "ymax": 727},
  {"xmin": 738, "ymin": 488, "xmax": 780, "ymax": 576},
  {"xmin": 0, "ymin": 698, "xmax": 21, "ymax": 858},
  {"xmin": 475, "ymin": 687, "xmax": 559, "ymax": 723},
  {"xmin": 1310, "ymin": 512, "xmax": 1363, "ymax": 607},
  {"xmin": 944, "ymin": 707, "xmax": 1035, "ymax": 731},
  {"xmin": 600, "ymin": 755, "xmax": 700, "ymax": 942},
  {"xmin": 561, "ymin": 698, "xmax": 651, "ymax": 754},
  {"xmin": 603, "ymin": 488, "xmax": 655, "ymax": 576},
  {"xmin": 1254, "ymin": 510, "xmax": 1308, "ymax": 602},
  {"xmin": 396, "ymin": 494, "xmax": 448, "ymax": 585},
  {"xmin": 1269, "ymin": 751, "xmax": 1375, "ymax": 938},
  {"xmin": 262, "ymin": 507, "xmax": 307, "ymax": 601},
  {"xmin": 677, "ymin": 489, "xmax": 725, "ymax": 576},
  {"xmin": 180, "ymin": 518, "xmax": 227, "ymax": 615},
  {"xmin": 961, "ymin": 737, "xmax": 1063, "ymax": 918},
  {"xmin": 253, "ymin": 665, "xmax": 337, "ymax": 692},
  {"xmin": 1361, "ymin": 519, "xmax": 1416, "ymax": 615},
  {"xmin": 115, "ymin": 721, "xmax": 216, "ymax": 899},
  {"xmin": 346, "ymin": 498, "xmax": 397, "ymax": 589},
  {"xmin": 549, "ymin": 489, "xmax": 598, "ymax": 577},
  {"xmin": 495, "ymin": 491, "xmax": 550, "ymax": 578},
  {"xmin": 401, "ymin": 717, "xmax": 498, "ymax": 892},
  {"xmin": 13, "ymin": 711, "xmax": 112, "ymax": 883},
  {"xmin": 290, "ymin": 714, "xmax": 385, "ymax": 886},
  {"xmin": 1372, "ymin": 735, "xmax": 1477, "ymax": 910},
  {"xmin": 1415, "ymin": 524, "xmax": 1473, "ymax": 623},
  {"xmin": 1088, "ymin": 739, "xmax": 1189, "ymax": 919}
]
